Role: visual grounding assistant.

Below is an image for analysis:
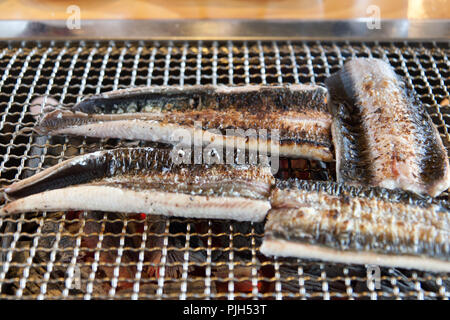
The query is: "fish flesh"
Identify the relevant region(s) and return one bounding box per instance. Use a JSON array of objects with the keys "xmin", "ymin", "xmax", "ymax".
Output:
[
  {"xmin": 0, "ymin": 147, "xmax": 274, "ymax": 222},
  {"xmin": 326, "ymin": 58, "xmax": 450, "ymax": 197},
  {"xmin": 260, "ymin": 179, "xmax": 450, "ymax": 273},
  {"xmin": 35, "ymin": 85, "xmax": 333, "ymax": 161}
]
